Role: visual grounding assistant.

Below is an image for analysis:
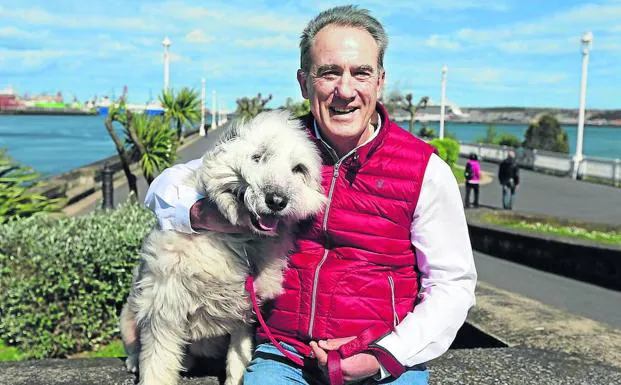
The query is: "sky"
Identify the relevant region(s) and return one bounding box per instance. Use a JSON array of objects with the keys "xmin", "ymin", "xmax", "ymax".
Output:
[{"xmin": 1, "ymin": 0, "xmax": 620, "ymax": 111}]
